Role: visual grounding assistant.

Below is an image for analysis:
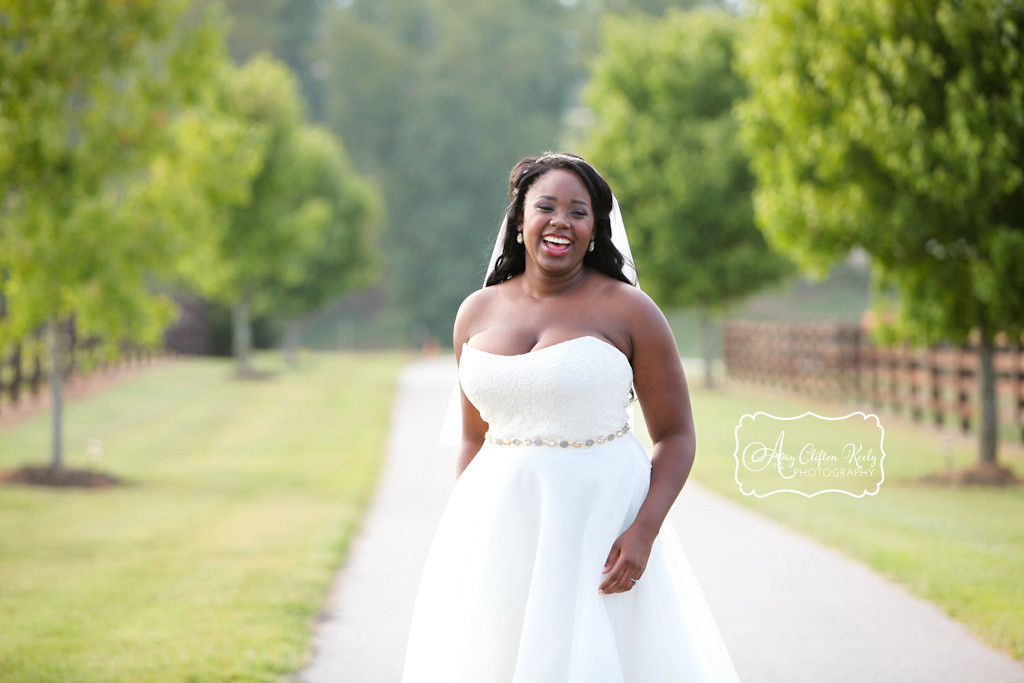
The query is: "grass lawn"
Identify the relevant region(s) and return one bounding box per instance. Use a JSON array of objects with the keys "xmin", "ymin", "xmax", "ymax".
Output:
[
  {"xmin": 675, "ymin": 380, "xmax": 1024, "ymax": 662},
  {"xmin": 0, "ymin": 352, "xmax": 407, "ymax": 682}
]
